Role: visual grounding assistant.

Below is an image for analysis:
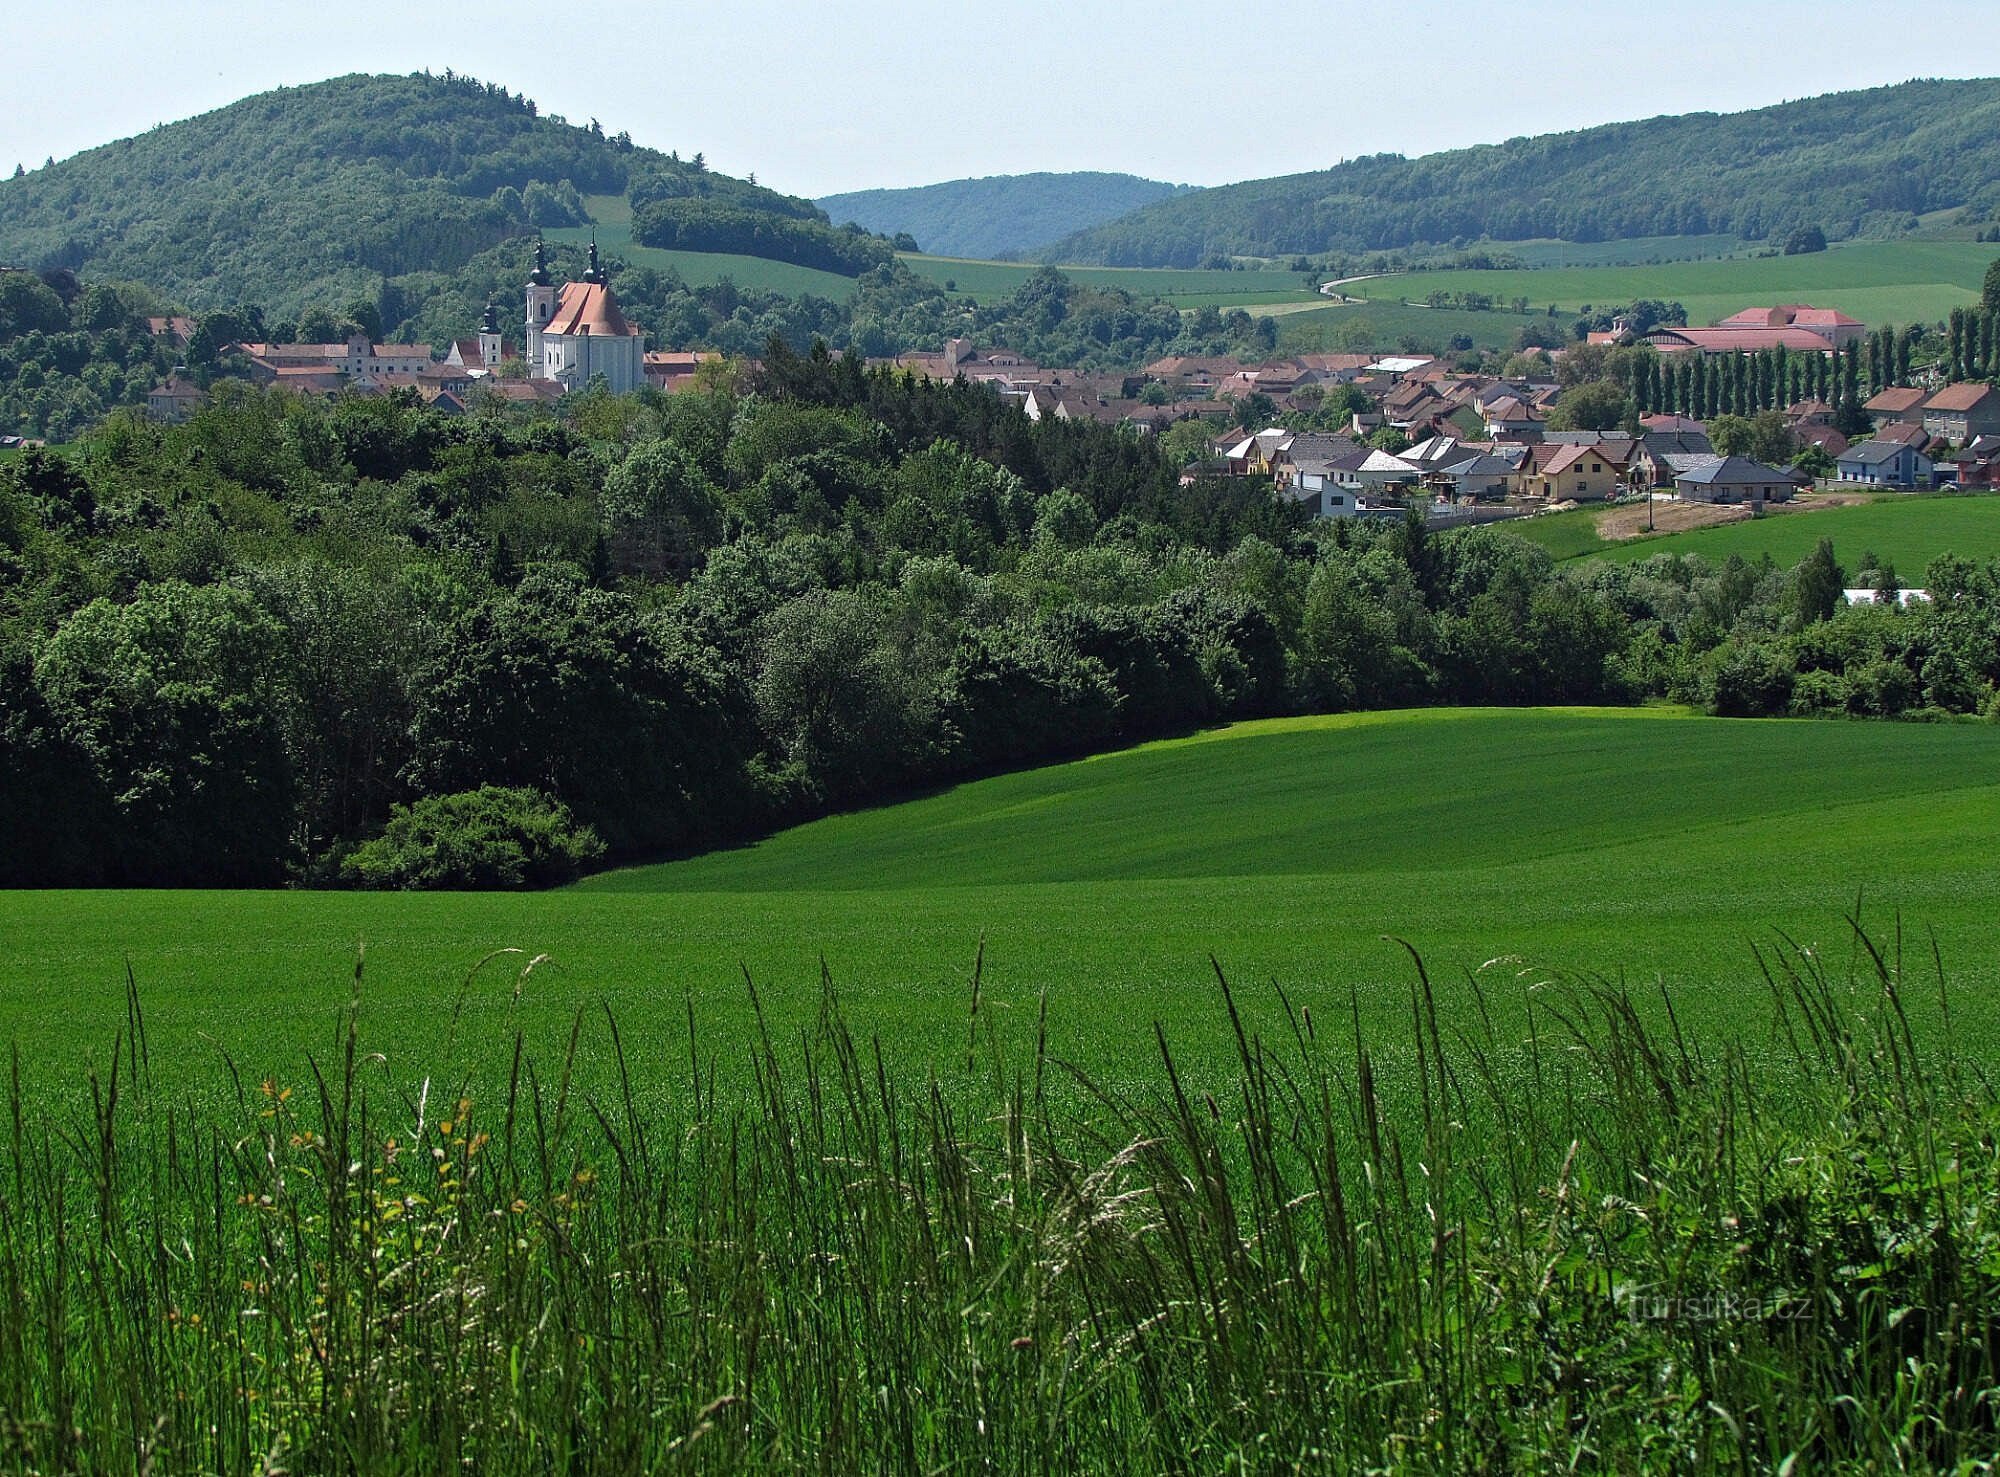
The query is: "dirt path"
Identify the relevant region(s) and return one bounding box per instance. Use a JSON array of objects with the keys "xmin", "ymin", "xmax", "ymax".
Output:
[{"xmin": 1596, "ymin": 488, "xmax": 1874, "ymax": 542}]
